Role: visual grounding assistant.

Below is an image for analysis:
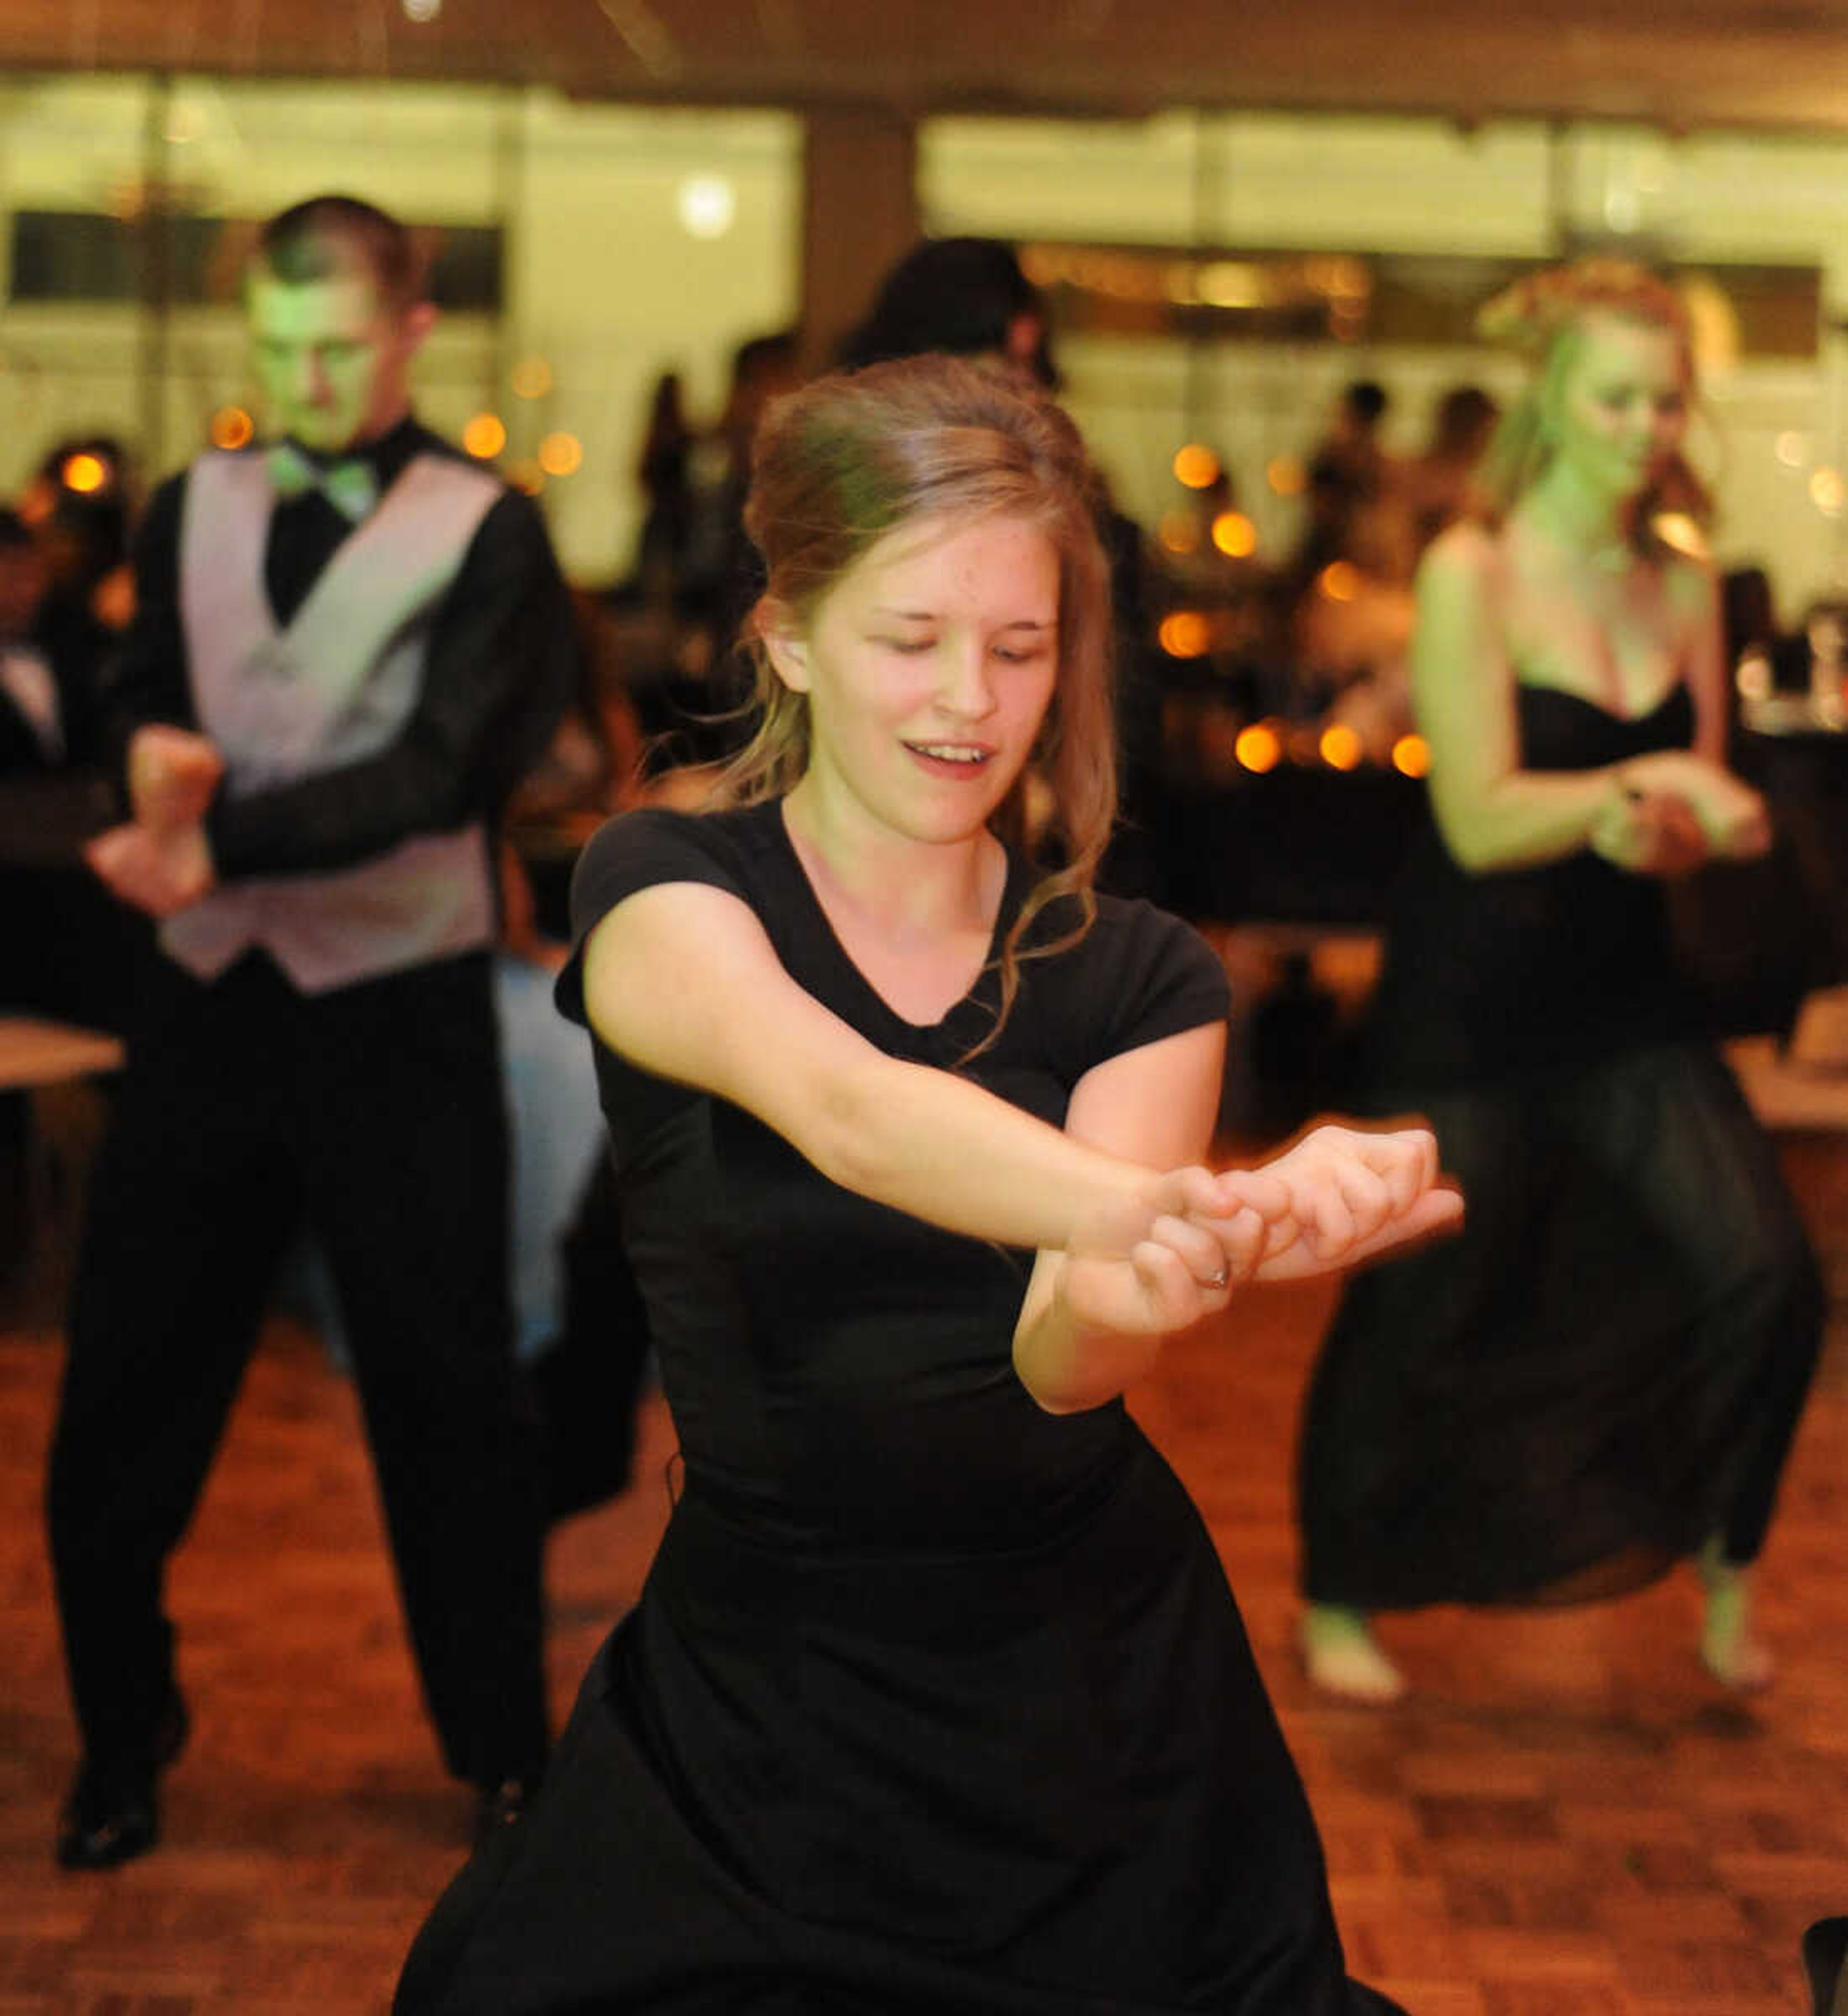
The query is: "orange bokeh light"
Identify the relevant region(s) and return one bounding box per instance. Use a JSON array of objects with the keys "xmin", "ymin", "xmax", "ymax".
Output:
[
  {"xmin": 463, "ymin": 413, "xmax": 508, "ymax": 460},
  {"xmin": 538, "ymin": 431, "xmax": 583, "ymax": 477},
  {"xmin": 1172, "ymin": 443, "xmax": 1220, "ymax": 491},
  {"xmin": 209, "ymin": 406, "xmax": 255, "ymax": 450},
  {"xmin": 511, "ymin": 356, "xmax": 553, "ymax": 400},
  {"xmin": 1158, "ymin": 611, "xmax": 1212, "ymax": 659},
  {"xmin": 1211, "ymin": 511, "xmax": 1257, "ymax": 558}
]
